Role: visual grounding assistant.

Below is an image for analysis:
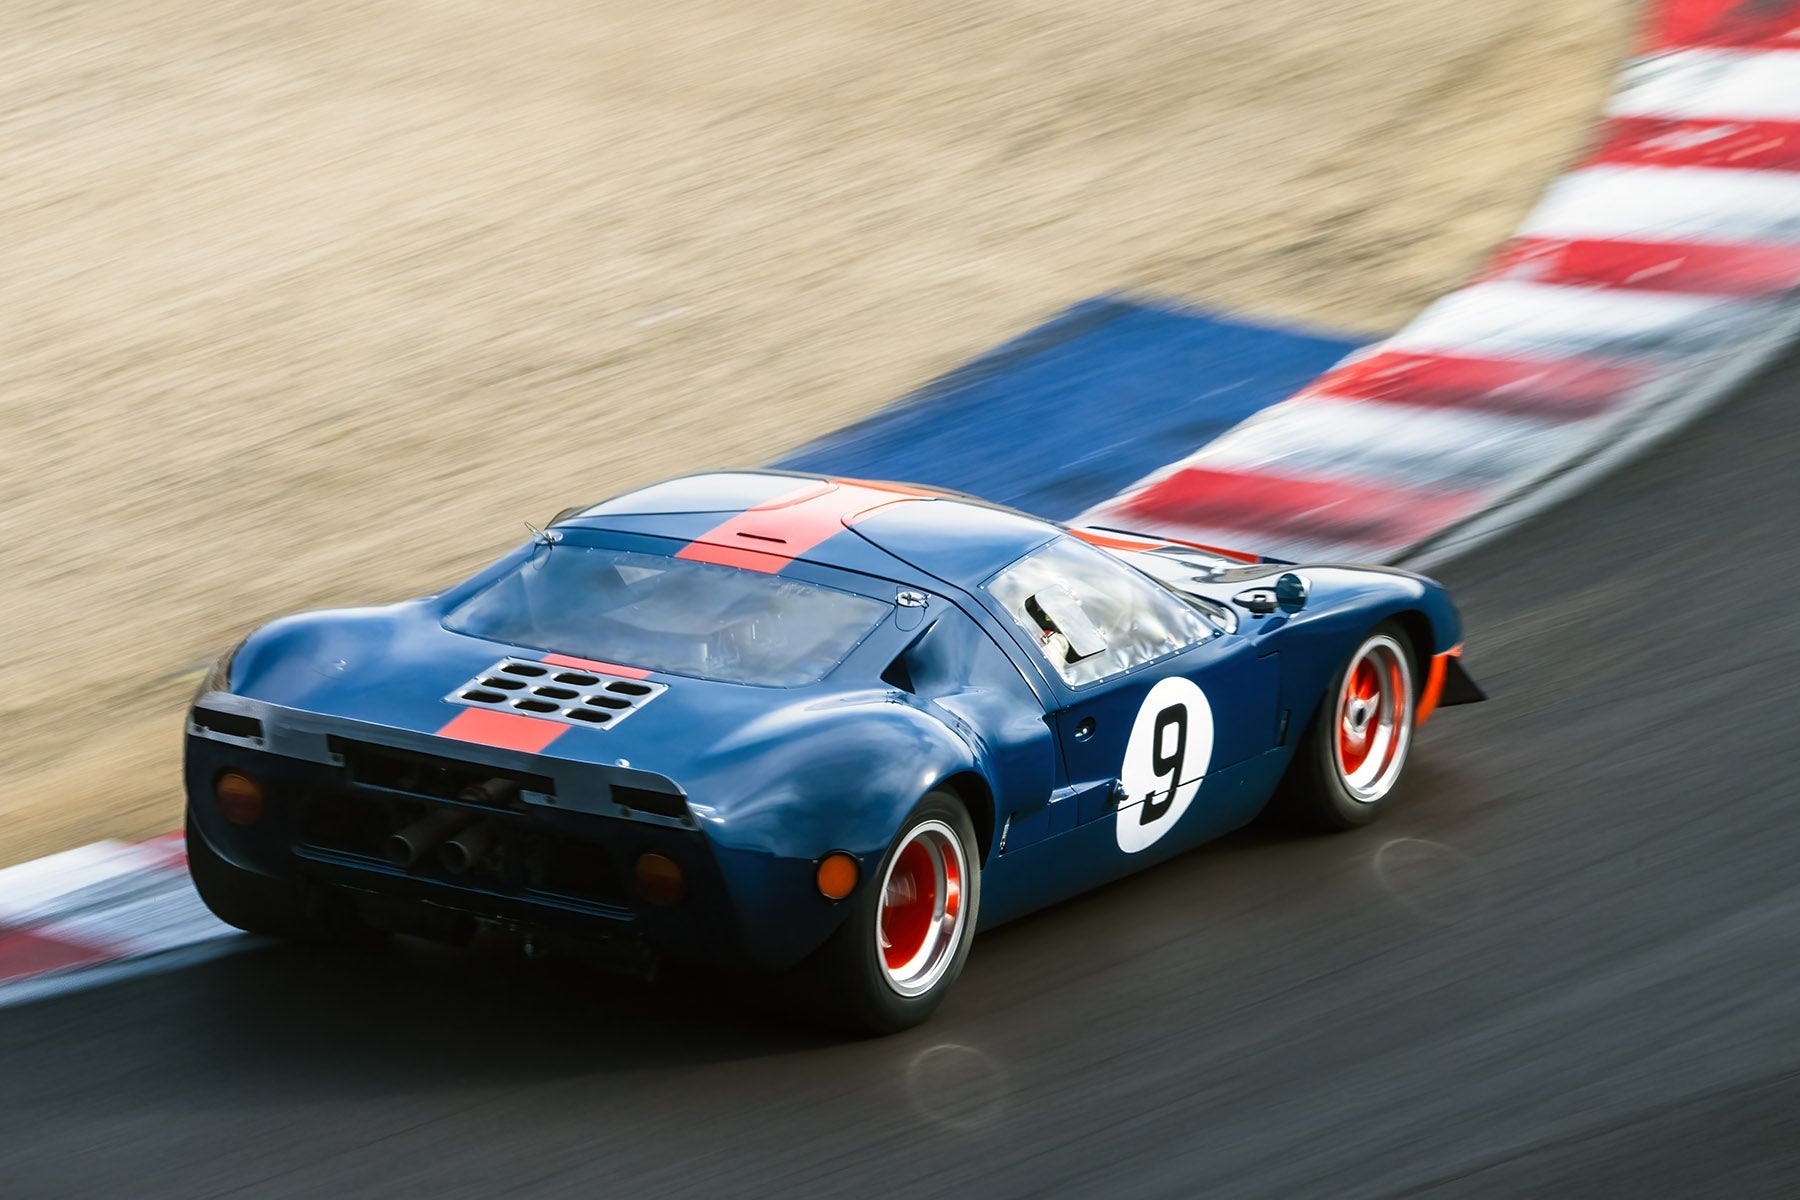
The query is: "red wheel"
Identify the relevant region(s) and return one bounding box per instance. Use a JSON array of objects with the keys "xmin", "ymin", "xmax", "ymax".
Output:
[
  {"xmin": 876, "ymin": 819, "xmax": 967, "ymax": 998},
  {"xmin": 1333, "ymin": 634, "xmax": 1414, "ymax": 803},
  {"xmin": 1271, "ymin": 622, "xmax": 1419, "ymax": 831},
  {"xmin": 814, "ymin": 791, "xmax": 981, "ymax": 1033}
]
